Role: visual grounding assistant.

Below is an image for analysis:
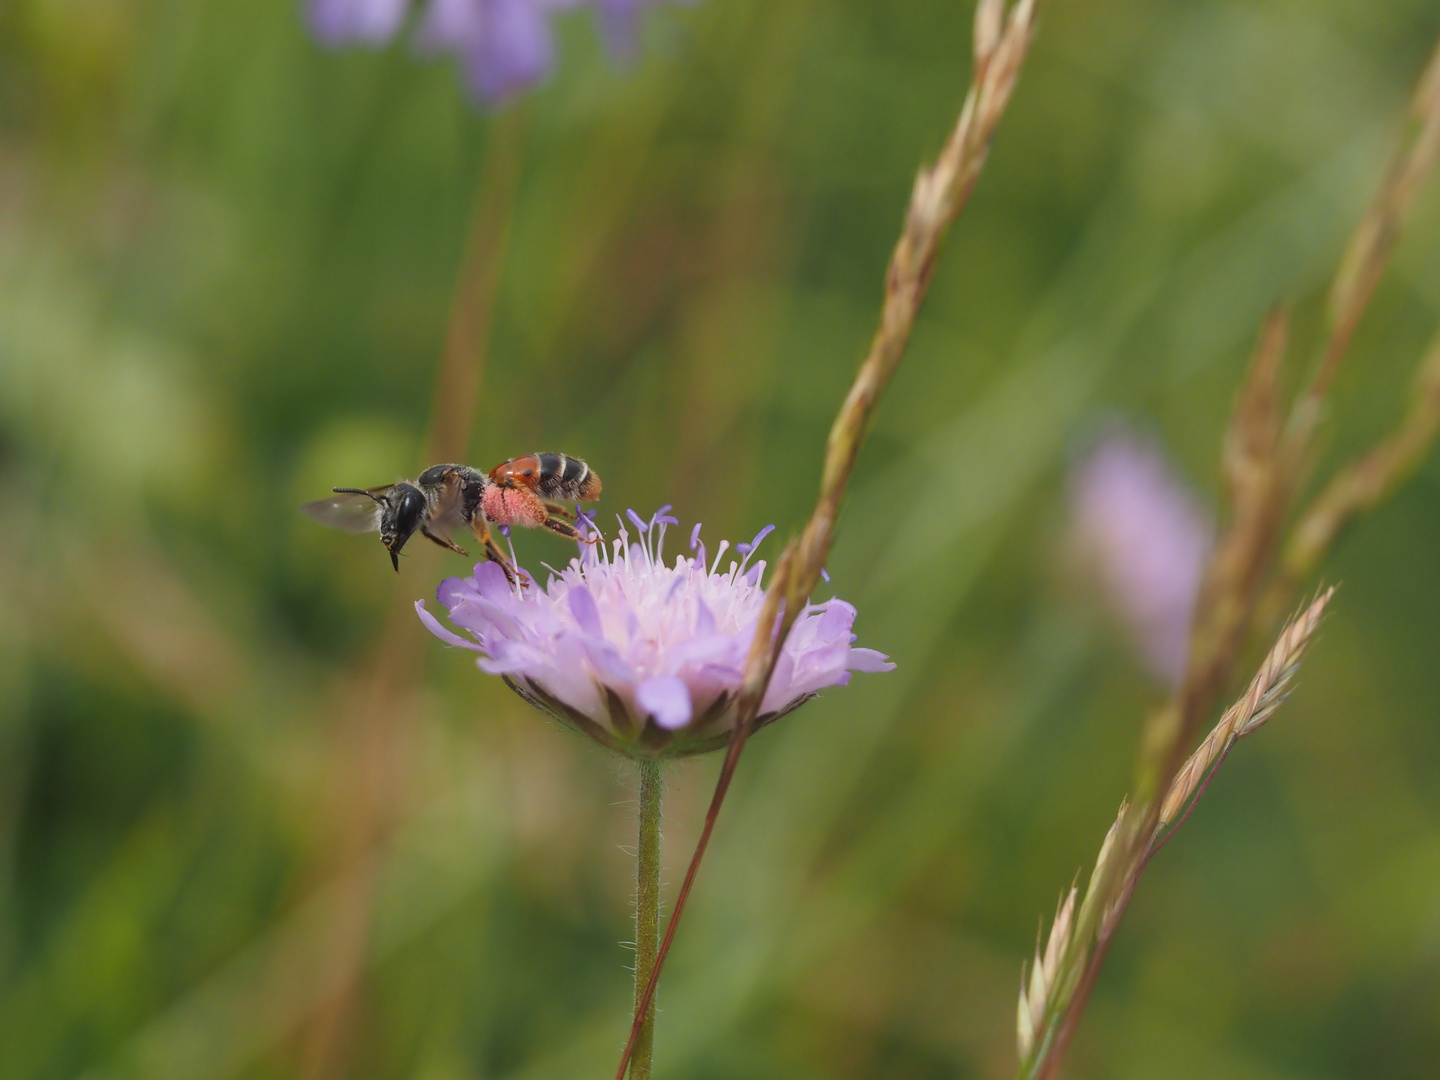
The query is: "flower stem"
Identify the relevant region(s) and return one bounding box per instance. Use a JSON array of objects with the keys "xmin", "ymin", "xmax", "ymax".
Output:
[
  {"xmin": 612, "ymin": 8, "xmax": 1041, "ymax": 1077},
  {"xmin": 631, "ymin": 759, "xmax": 663, "ymax": 1080}
]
